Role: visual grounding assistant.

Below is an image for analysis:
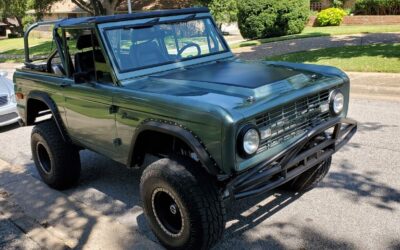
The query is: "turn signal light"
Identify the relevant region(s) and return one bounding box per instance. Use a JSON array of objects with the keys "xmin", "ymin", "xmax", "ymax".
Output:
[{"xmin": 16, "ymin": 93, "xmax": 24, "ymax": 100}]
